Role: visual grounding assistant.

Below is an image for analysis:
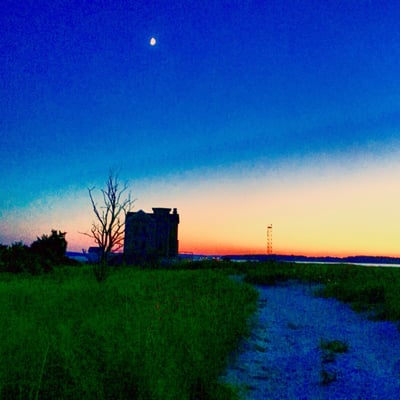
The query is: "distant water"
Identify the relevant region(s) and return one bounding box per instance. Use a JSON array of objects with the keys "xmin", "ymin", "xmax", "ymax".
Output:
[{"xmin": 293, "ymin": 261, "xmax": 400, "ymax": 268}]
